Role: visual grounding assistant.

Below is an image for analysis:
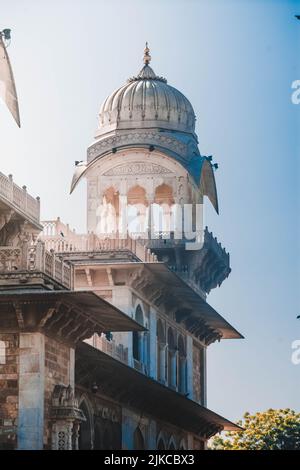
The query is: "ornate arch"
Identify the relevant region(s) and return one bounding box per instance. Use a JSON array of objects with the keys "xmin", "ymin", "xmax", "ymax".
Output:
[
  {"xmin": 78, "ymin": 394, "xmax": 94, "ymax": 450},
  {"xmin": 168, "ymin": 435, "xmax": 177, "ymax": 450},
  {"xmin": 156, "ymin": 430, "xmax": 167, "ymax": 450},
  {"xmin": 179, "ymin": 438, "xmax": 187, "ymax": 450}
]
